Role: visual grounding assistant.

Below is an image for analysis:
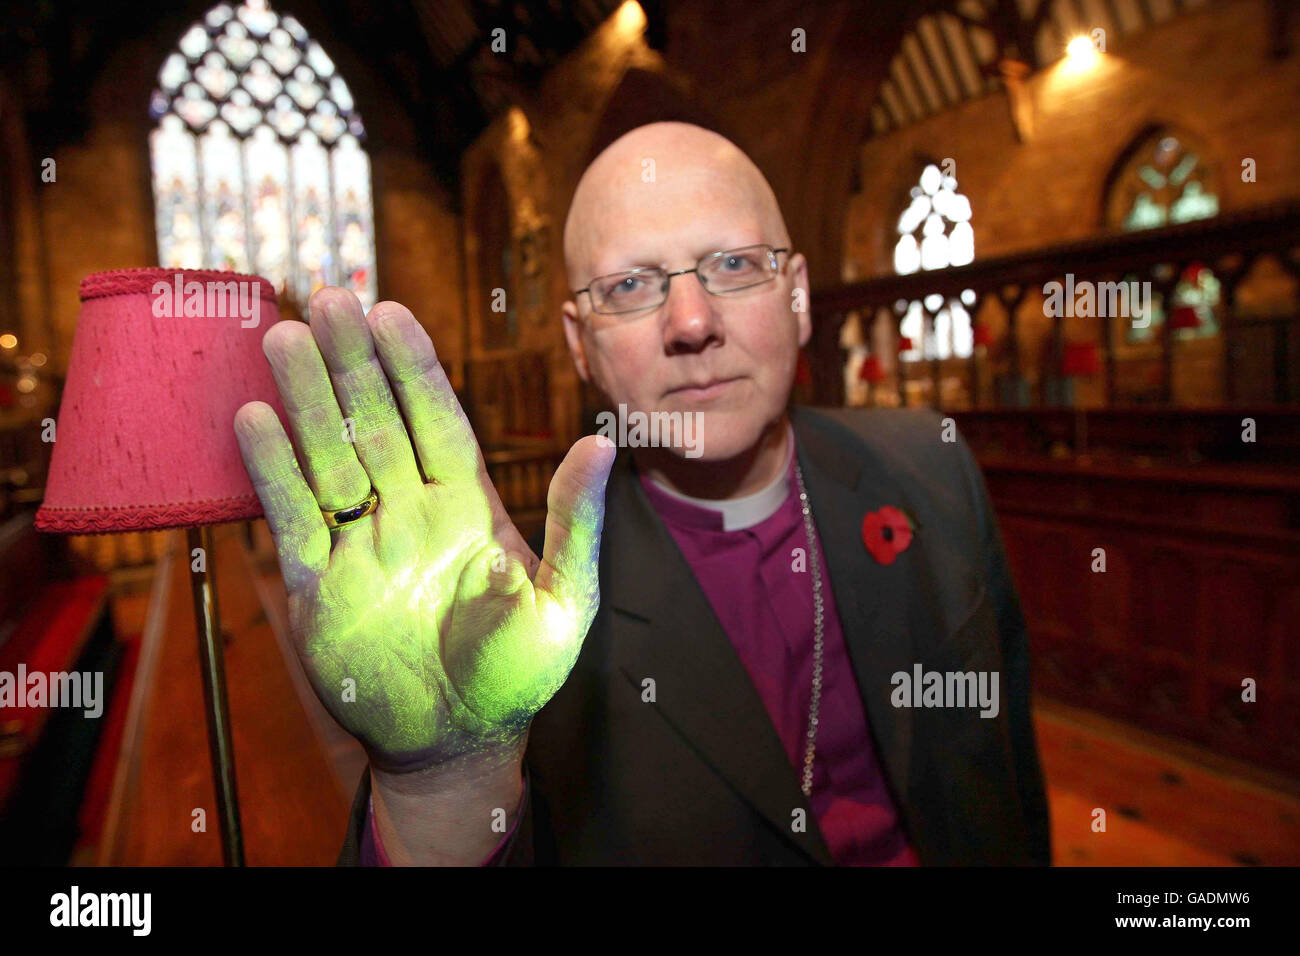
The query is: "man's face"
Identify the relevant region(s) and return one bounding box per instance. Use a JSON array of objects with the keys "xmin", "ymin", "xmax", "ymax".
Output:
[{"xmin": 561, "ymin": 154, "xmax": 810, "ymax": 463}]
